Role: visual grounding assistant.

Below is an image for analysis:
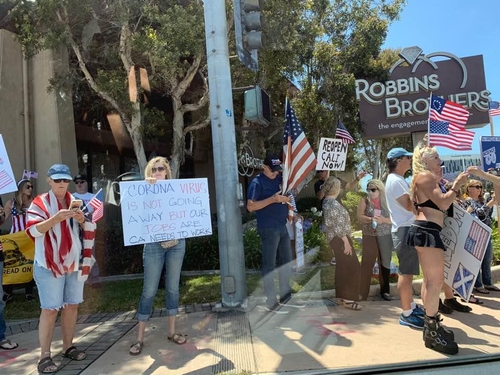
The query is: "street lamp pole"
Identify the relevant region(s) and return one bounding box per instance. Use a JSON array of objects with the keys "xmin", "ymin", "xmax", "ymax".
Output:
[{"xmin": 203, "ymin": 0, "xmax": 247, "ymax": 307}]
